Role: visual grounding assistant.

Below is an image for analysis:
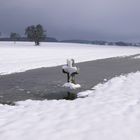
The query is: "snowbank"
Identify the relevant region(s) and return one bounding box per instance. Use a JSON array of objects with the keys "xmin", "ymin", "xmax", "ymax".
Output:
[
  {"xmin": 0, "ymin": 72, "xmax": 140, "ymax": 140},
  {"xmin": 0, "ymin": 41, "xmax": 140, "ymax": 75},
  {"xmin": 63, "ymin": 82, "xmax": 81, "ymax": 89}
]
